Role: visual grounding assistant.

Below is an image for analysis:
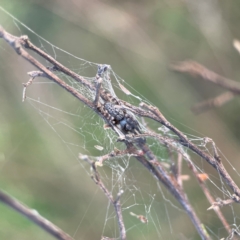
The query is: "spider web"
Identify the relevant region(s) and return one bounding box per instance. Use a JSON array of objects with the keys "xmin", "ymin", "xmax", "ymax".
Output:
[{"xmin": 1, "ymin": 6, "xmax": 240, "ymax": 240}]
